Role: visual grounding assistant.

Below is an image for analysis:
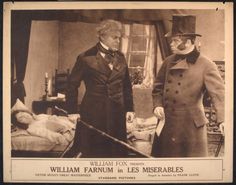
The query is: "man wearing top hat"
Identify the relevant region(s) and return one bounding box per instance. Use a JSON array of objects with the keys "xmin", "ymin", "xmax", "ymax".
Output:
[
  {"xmin": 151, "ymin": 15, "xmax": 224, "ymax": 157},
  {"xmin": 64, "ymin": 19, "xmax": 135, "ymax": 158}
]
